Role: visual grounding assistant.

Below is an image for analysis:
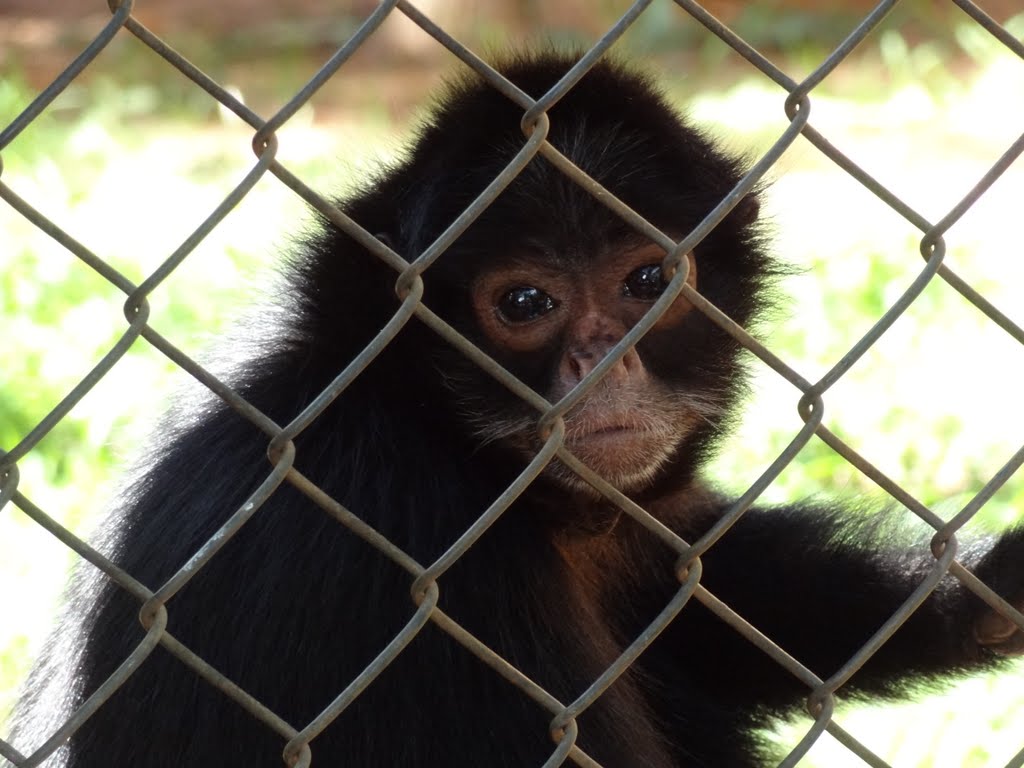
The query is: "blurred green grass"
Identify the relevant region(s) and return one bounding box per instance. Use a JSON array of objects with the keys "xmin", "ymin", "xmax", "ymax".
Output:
[{"xmin": 2, "ymin": 12, "xmax": 1024, "ymax": 766}]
